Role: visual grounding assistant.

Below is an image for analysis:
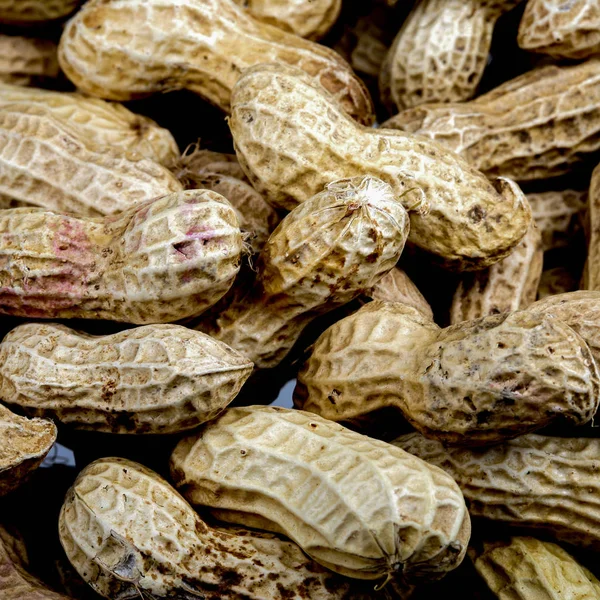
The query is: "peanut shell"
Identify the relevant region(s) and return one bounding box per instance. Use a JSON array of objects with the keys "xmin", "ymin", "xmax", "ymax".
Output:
[
  {"xmin": 0, "ymin": 36, "xmax": 59, "ymax": 87},
  {"xmin": 0, "ymin": 0, "xmax": 81, "ymax": 24}
]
